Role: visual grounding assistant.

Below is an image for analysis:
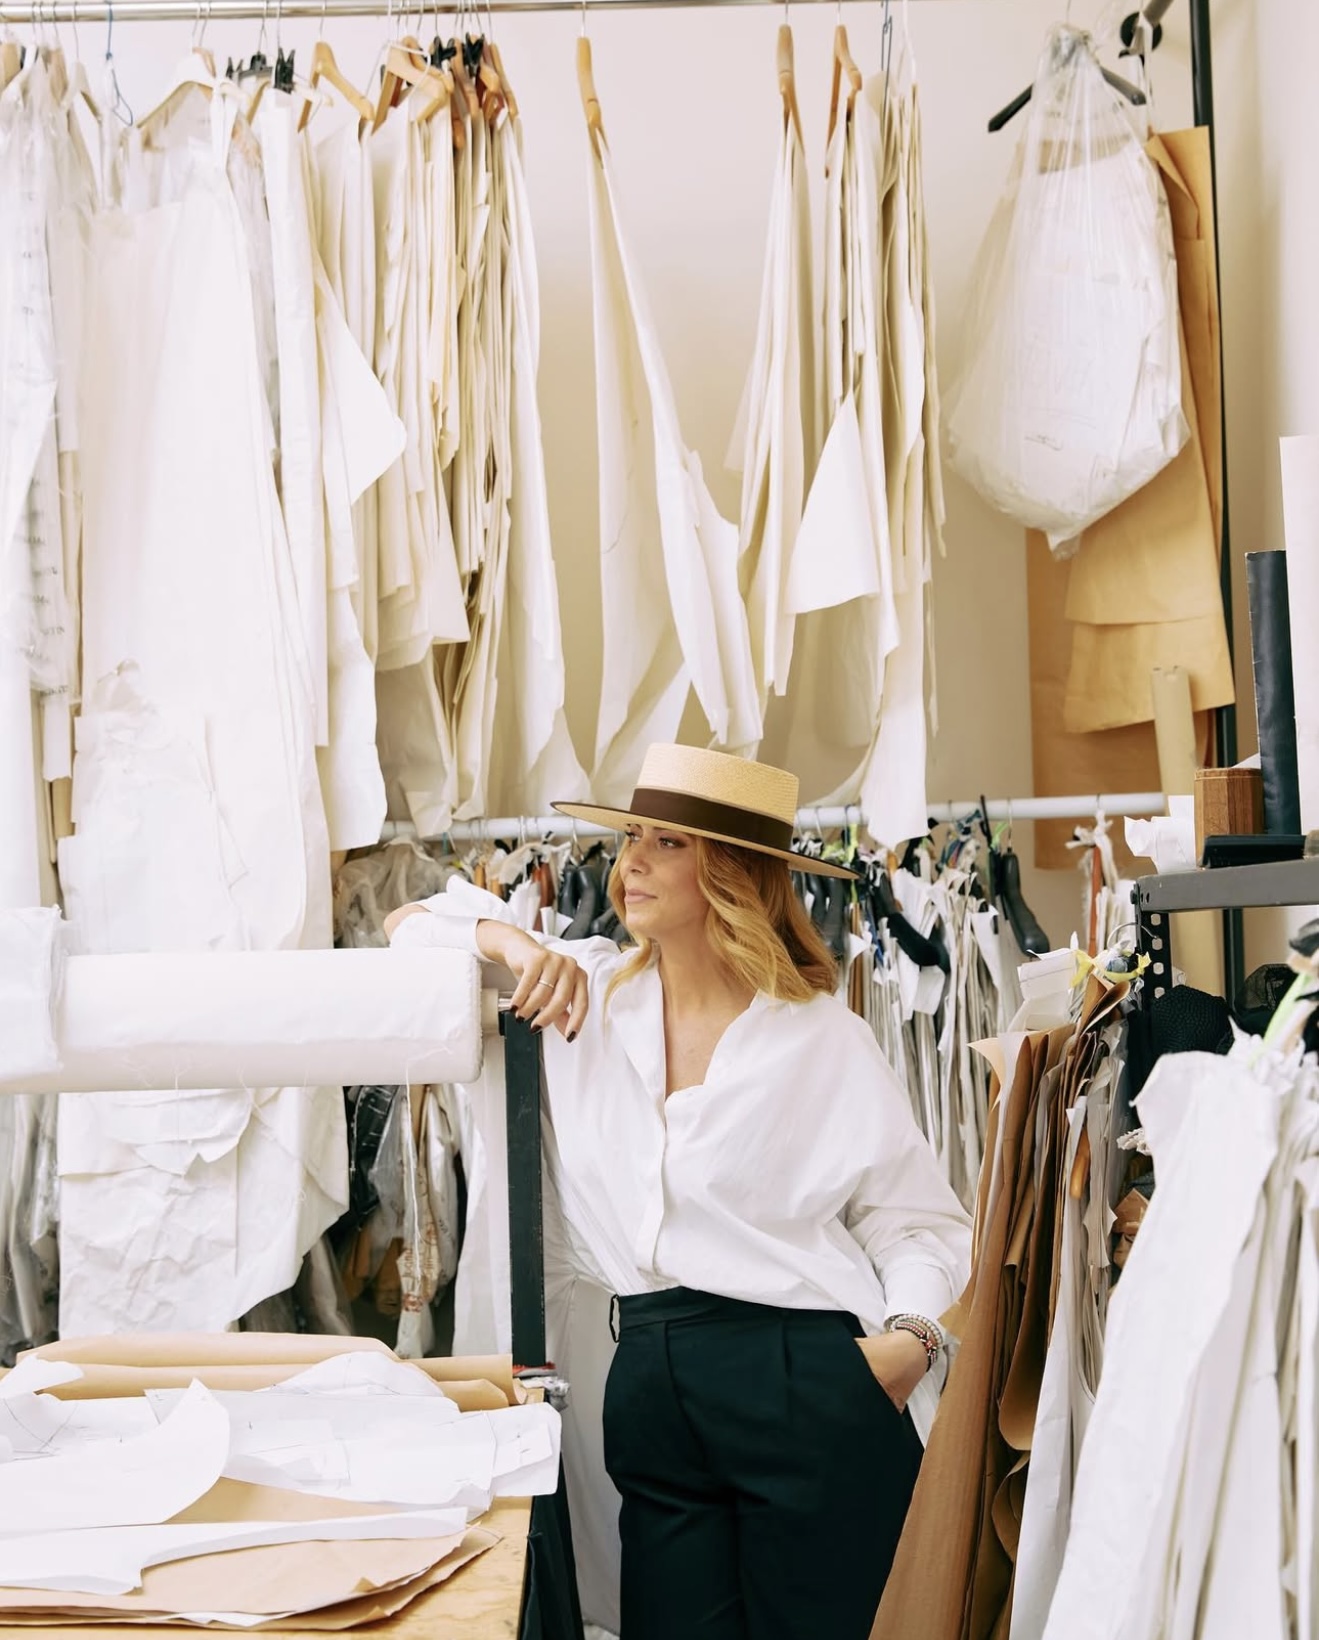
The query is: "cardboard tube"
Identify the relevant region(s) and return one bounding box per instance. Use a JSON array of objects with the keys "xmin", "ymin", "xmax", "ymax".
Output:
[
  {"xmin": 1151, "ymin": 666, "xmax": 1222, "ymax": 994},
  {"xmin": 1150, "ymin": 667, "xmax": 1197, "ymax": 795},
  {"xmin": 1281, "ymin": 436, "xmax": 1319, "ymax": 832}
]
